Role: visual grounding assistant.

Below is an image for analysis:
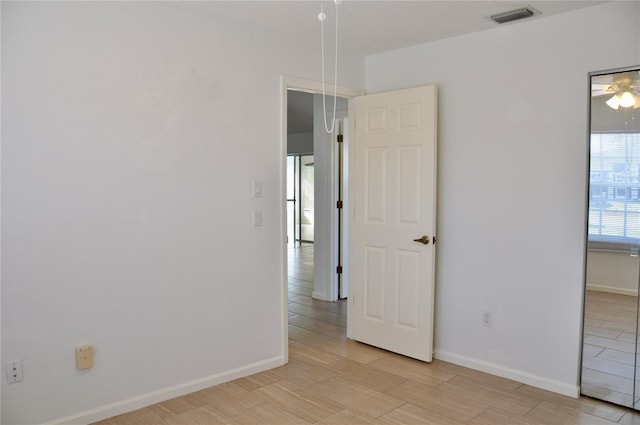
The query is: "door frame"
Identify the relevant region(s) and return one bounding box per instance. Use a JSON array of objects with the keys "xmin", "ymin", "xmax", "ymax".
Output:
[
  {"xmin": 280, "ymin": 76, "xmax": 363, "ymax": 361},
  {"xmin": 579, "ymin": 64, "xmax": 640, "ymax": 406}
]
